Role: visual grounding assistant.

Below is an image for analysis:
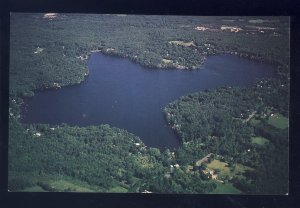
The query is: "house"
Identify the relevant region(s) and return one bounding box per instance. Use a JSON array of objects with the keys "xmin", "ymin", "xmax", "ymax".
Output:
[
  {"xmin": 170, "ymin": 165, "xmax": 174, "ymax": 173},
  {"xmin": 174, "ymin": 164, "xmax": 180, "ymax": 168},
  {"xmin": 202, "ymin": 170, "xmax": 209, "ymax": 175},
  {"xmin": 43, "ymin": 13, "xmax": 58, "ymax": 19},
  {"xmin": 211, "ymin": 174, "xmax": 218, "ymax": 180},
  {"xmin": 33, "ymin": 132, "xmax": 41, "ymax": 137},
  {"xmin": 220, "ymin": 26, "xmax": 243, "ymax": 32}
]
